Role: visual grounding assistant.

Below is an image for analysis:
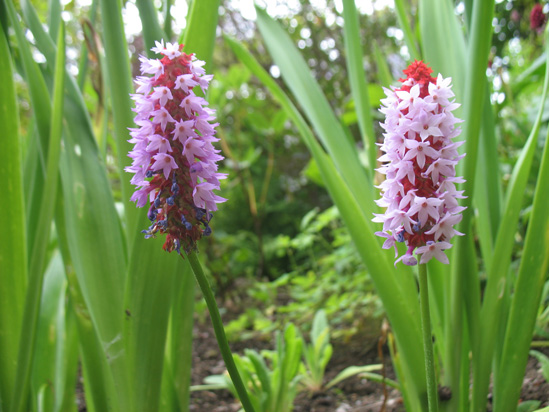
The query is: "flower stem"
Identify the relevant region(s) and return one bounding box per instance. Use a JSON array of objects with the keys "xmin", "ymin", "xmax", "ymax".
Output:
[
  {"xmin": 187, "ymin": 251, "xmax": 255, "ymax": 412},
  {"xmin": 418, "ymin": 262, "xmax": 438, "ymax": 412}
]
